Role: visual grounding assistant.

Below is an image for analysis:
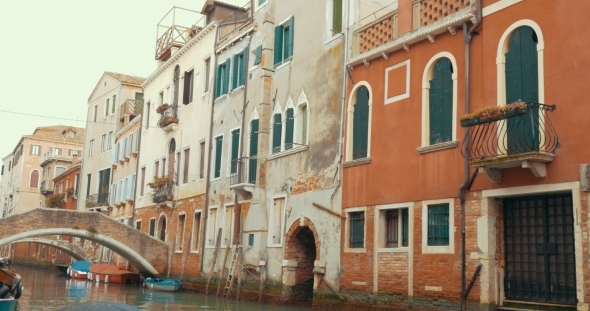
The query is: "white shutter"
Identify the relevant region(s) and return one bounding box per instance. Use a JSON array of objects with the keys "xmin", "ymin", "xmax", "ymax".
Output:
[
  {"xmin": 111, "ymin": 144, "xmax": 117, "ymax": 165},
  {"xmin": 128, "ymin": 134, "xmax": 133, "ymax": 155},
  {"xmin": 129, "ymin": 174, "xmax": 135, "ymax": 200},
  {"xmin": 135, "ymin": 128, "xmax": 140, "ymax": 152},
  {"xmin": 118, "ymin": 180, "xmax": 123, "ymax": 202},
  {"xmin": 126, "ymin": 135, "xmax": 132, "ymax": 157},
  {"xmin": 118, "ymin": 142, "xmax": 123, "ymax": 161}
]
